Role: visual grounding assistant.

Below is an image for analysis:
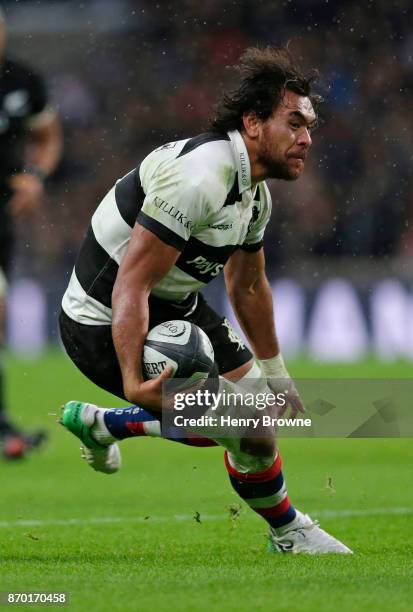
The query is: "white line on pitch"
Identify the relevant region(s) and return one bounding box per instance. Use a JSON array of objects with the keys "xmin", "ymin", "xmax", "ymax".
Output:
[{"xmin": 0, "ymin": 507, "xmax": 411, "ymax": 529}]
